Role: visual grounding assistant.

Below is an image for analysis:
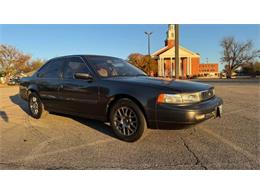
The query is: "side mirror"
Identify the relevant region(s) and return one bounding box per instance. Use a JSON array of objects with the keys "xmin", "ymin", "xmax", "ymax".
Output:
[{"xmin": 74, "ymin": 72, "xmax": 93, "ymax": 81}]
